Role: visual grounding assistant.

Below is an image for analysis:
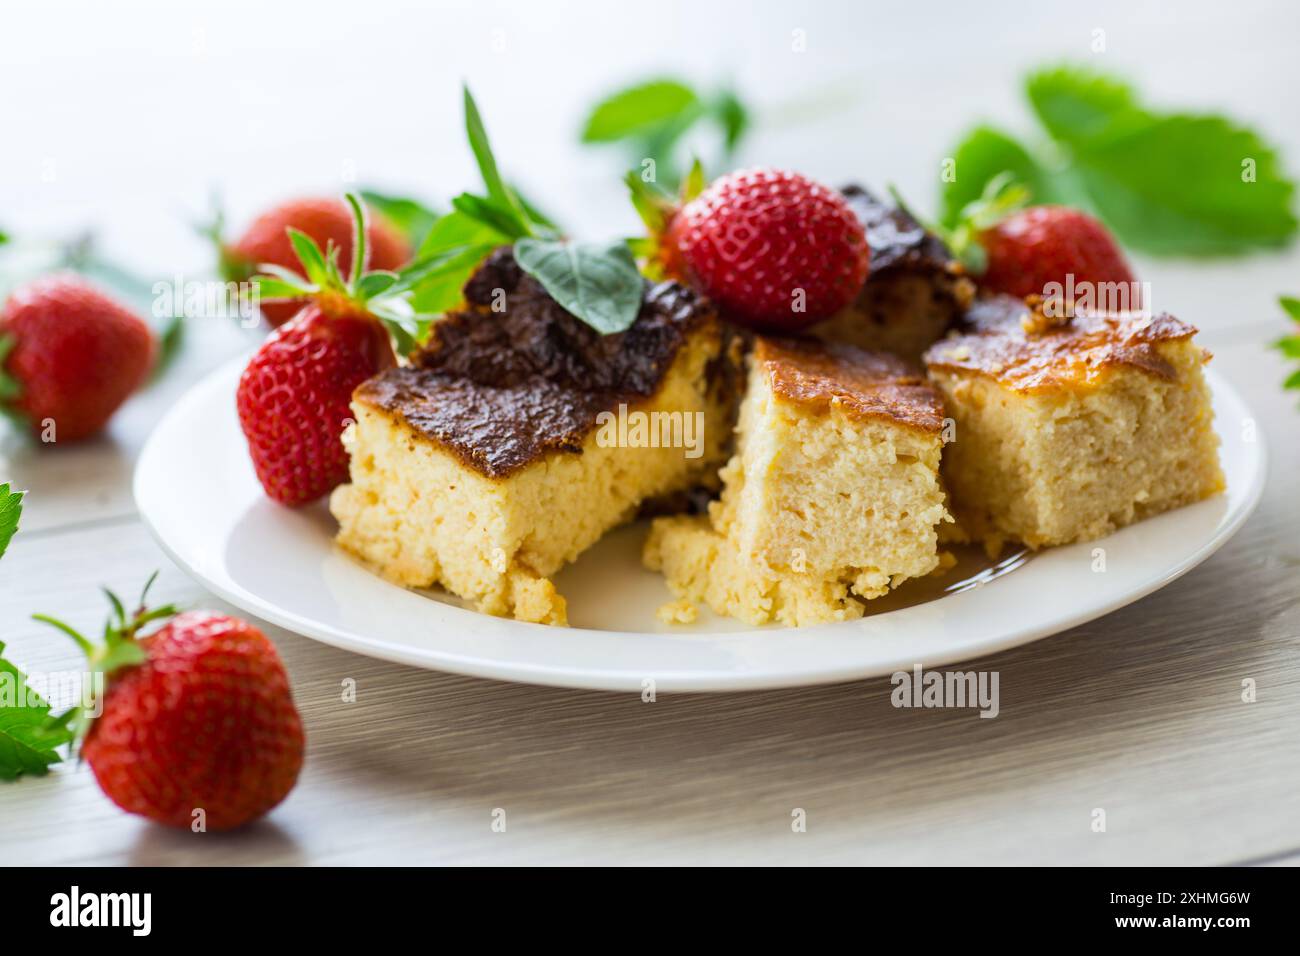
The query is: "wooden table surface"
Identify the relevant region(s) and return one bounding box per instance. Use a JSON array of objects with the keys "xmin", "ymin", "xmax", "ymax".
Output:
[{"xmin": 1, "ymin": 313, "xmax": 1296, "ymax": 866}]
